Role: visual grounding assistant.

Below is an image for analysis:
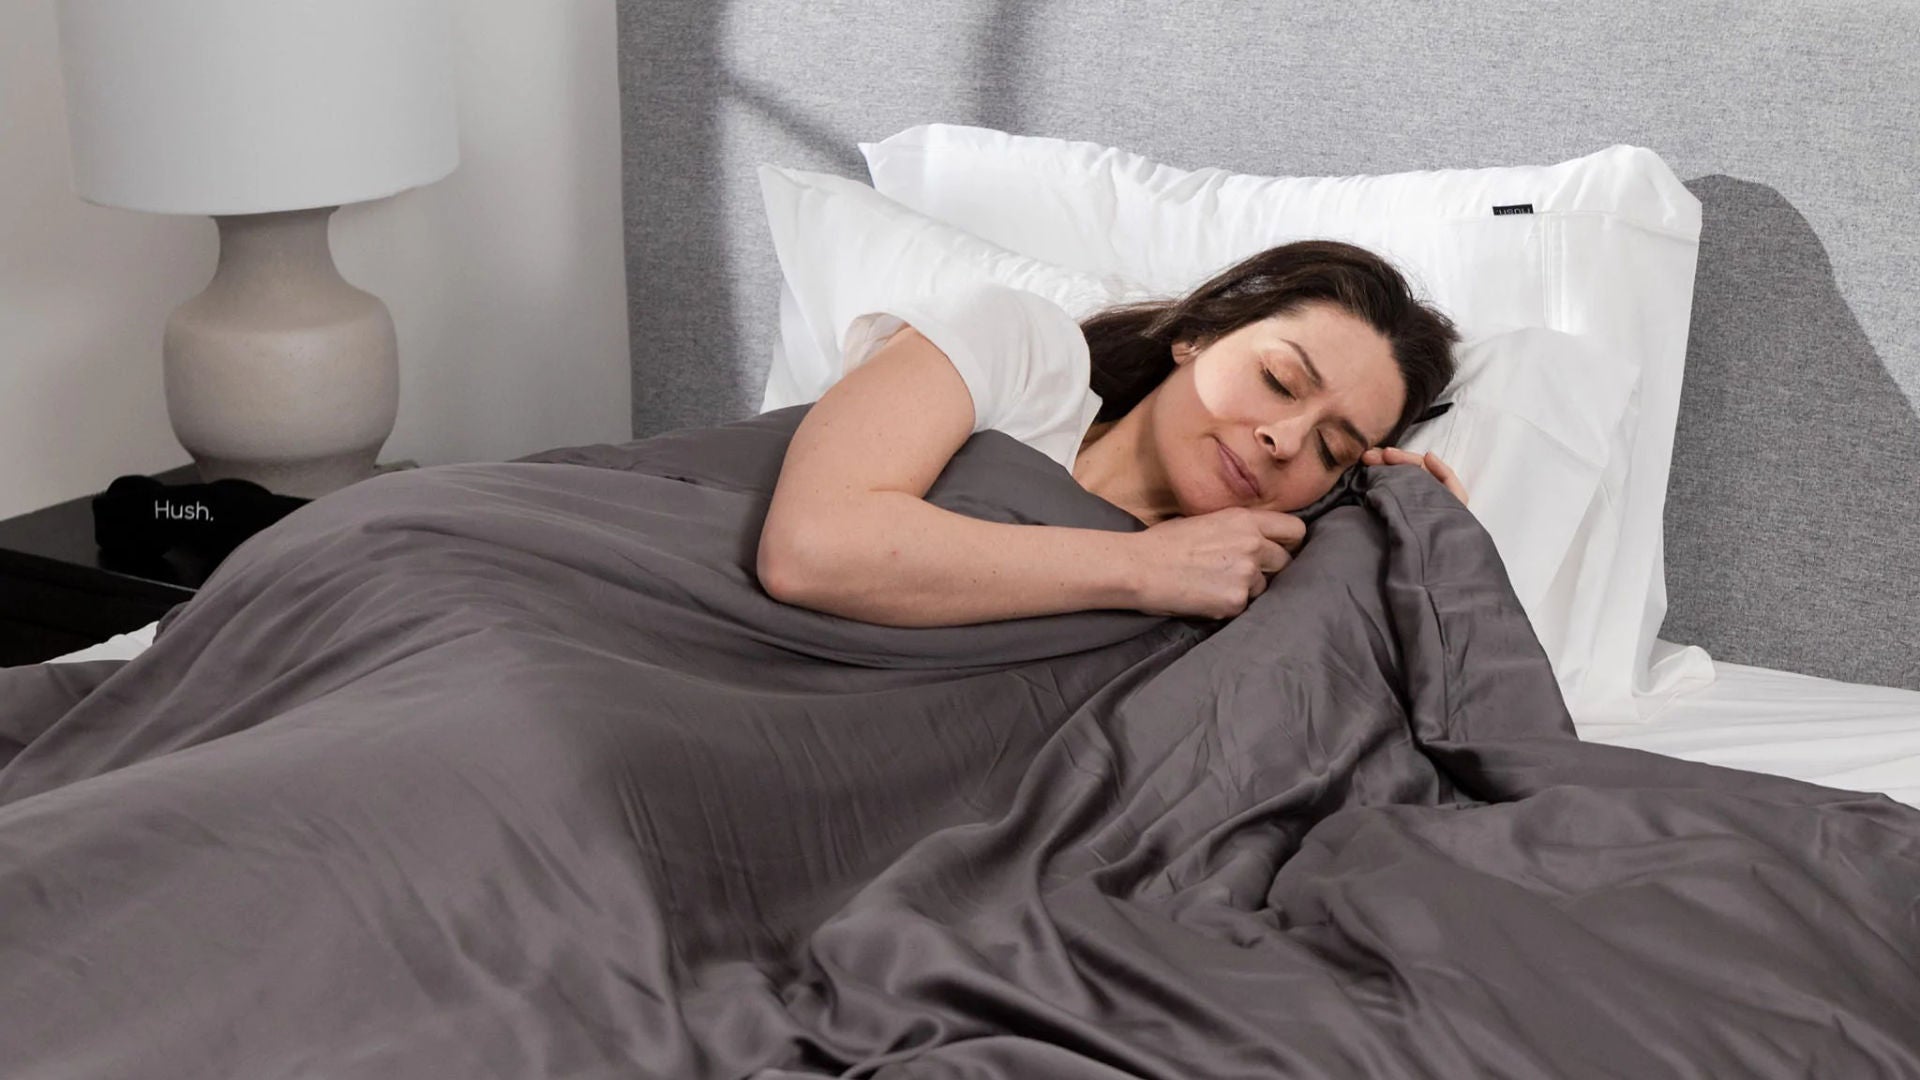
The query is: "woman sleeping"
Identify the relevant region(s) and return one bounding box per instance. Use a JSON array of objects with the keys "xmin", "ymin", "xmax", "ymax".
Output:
[
  {"xmin": 761, "ymin": 239, "xmax": 1468, "ymax": 626},
  {"xmin": 3, "ymin": 241, "xmax": 1916, "ymax": 1079}
]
